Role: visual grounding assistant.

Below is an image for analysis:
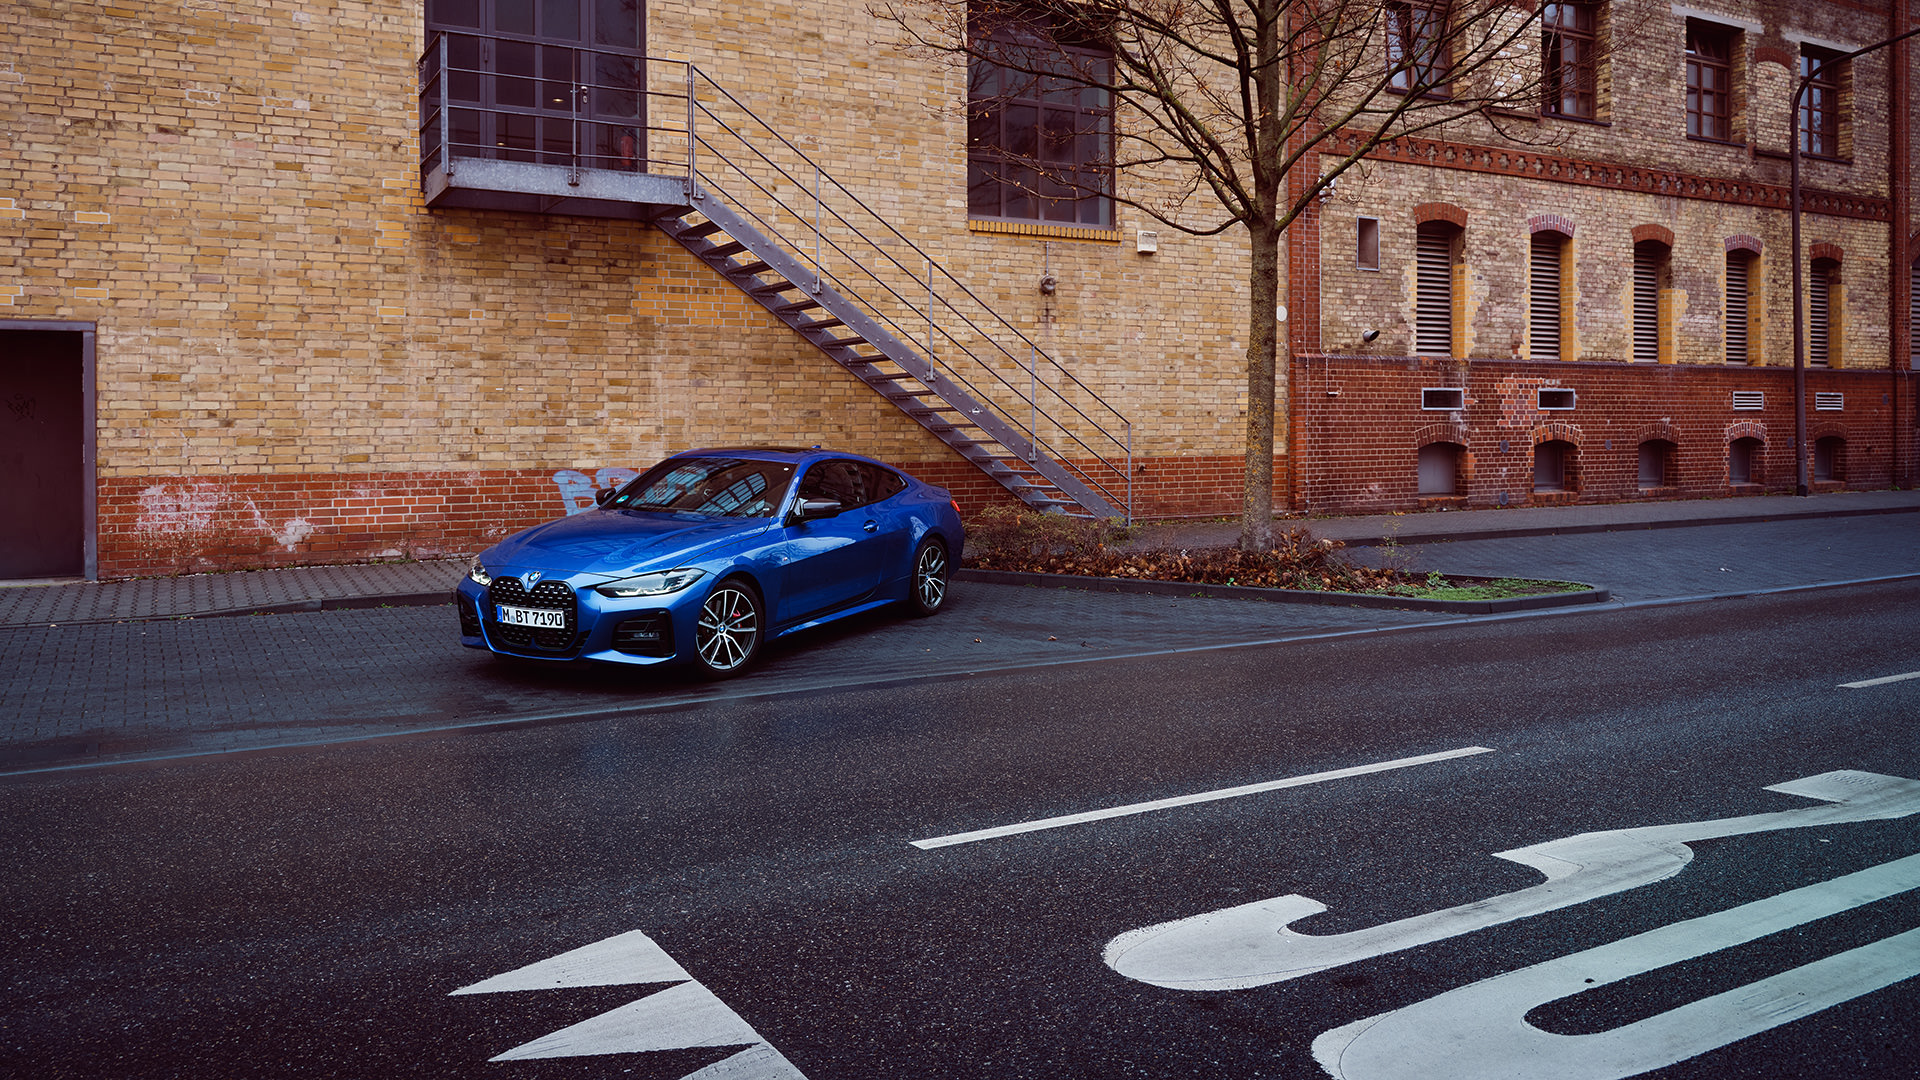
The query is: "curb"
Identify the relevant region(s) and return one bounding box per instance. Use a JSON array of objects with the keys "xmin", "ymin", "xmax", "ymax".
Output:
[
  {"xmin": 953, "ymin": 569, "xmax": 1608, "ymax": 614},
  {"xmin": 1332, "ymin": 503, "xmax": 1920, "ymax": 548}
]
